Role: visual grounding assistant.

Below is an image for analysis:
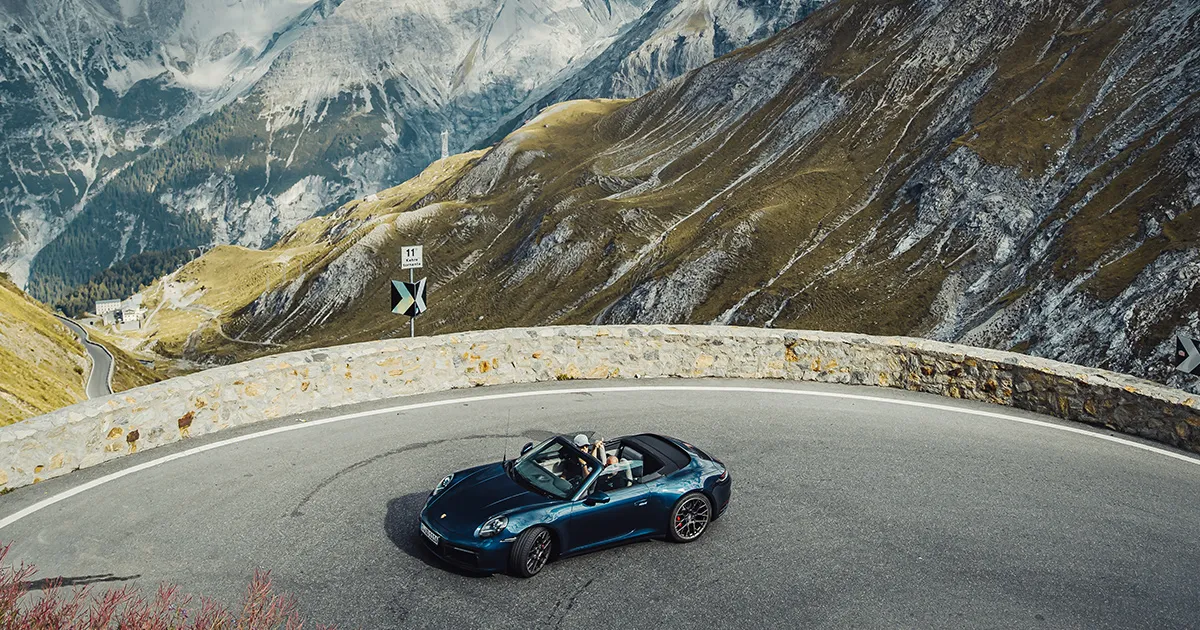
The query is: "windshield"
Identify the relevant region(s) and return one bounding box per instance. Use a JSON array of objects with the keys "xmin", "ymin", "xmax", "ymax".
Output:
[{"xmin": 511, "ymin": 437, "xmax": 600, "ymax": 499}]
